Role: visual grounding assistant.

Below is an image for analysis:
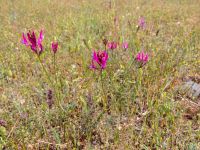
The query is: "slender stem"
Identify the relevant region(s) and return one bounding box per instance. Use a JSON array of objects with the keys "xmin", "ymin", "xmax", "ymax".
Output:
[
  {"xmin": 53, "ymin": 53, "xmax": 62, "ymax": 102},
  {"xmin": 37, "ymin": 55, "xmax": 52, "ymax": 84},
  {"xmin": 100, "ymin": 70, "xmax": 107, "ymax": 108},
  {"xmin": 53, "ymin": 53, "xmax": 56, "ymax": 74},
  {"xmin": 124, "ymin": 59, "xmax": 134, "ymax": 76},
  {"xmin": 111, "ymin": 50, "xmax": 114, "ymax": 58},
  {"xmin": 35, "ymin": 54, "xmax": 66, "ymax": 113},
  {"xmin": 53, "ymin": 53, "xmax": 66, "ymax": 112},
  {"xmin": 53, "ymin": 53, "xmax": 57, "ymax": 95},
  {"xmin": 136, "ymin": 26, "xmax": 140, "ymax": 33},
  {"xmin": 37, "ymin": 55, "xmax": 60, "ymax": 104}
]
